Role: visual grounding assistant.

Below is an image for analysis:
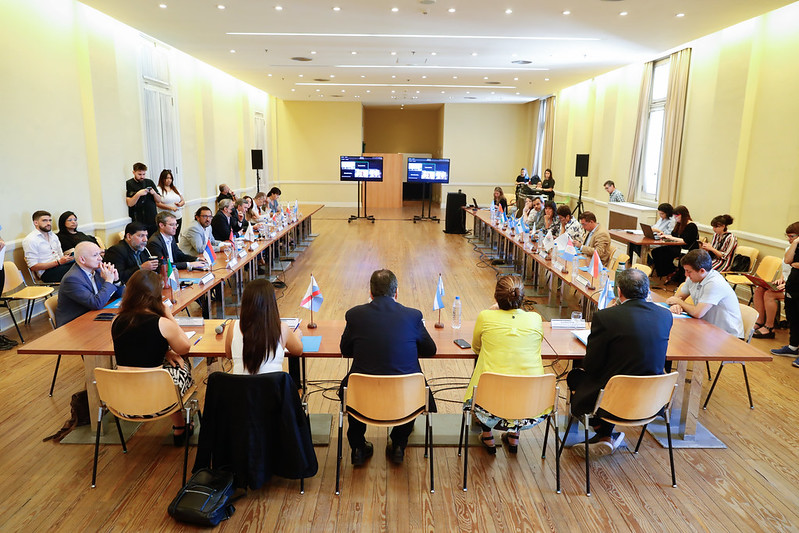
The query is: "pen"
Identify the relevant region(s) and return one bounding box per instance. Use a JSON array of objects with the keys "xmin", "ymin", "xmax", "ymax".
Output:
[
  {"xmin": 293, "ymin": 323, "xmax": 300, "ymax": 332},
  {"xmin": 193, "ymin": 336, "xmax": 203, "ymax": 345}
]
